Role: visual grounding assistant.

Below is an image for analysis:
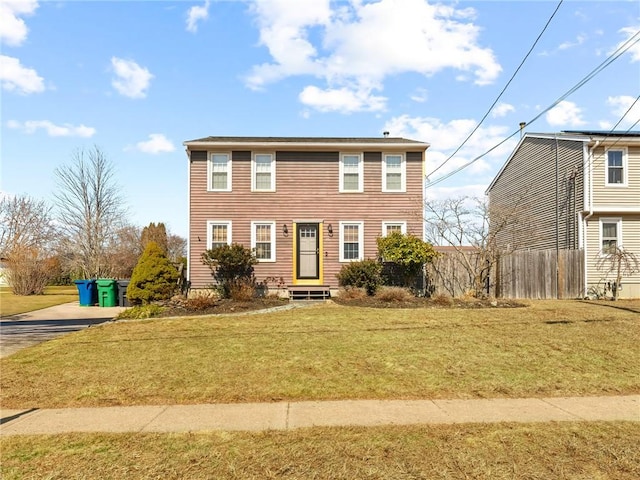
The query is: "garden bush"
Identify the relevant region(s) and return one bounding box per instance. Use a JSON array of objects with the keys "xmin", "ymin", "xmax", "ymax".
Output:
[
  {"xmin": 336, "ymin": 259, "xmax": 383, "ymax": 296},
  {"xmin": 201, "ymin": 243, "xmax": 257, "ymax": 299},
  {"xmin": 127, "ymin": 241, "xmax": 180, "ymax": 305}
]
